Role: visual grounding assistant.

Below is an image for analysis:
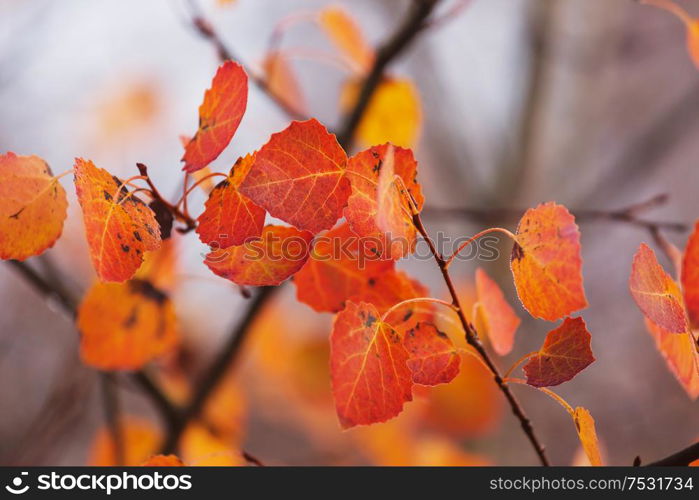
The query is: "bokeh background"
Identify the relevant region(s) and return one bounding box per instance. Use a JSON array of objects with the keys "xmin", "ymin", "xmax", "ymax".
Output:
[{"xmin": 0, "ymin": 0, "xmax": 697, "ymax": 465}]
